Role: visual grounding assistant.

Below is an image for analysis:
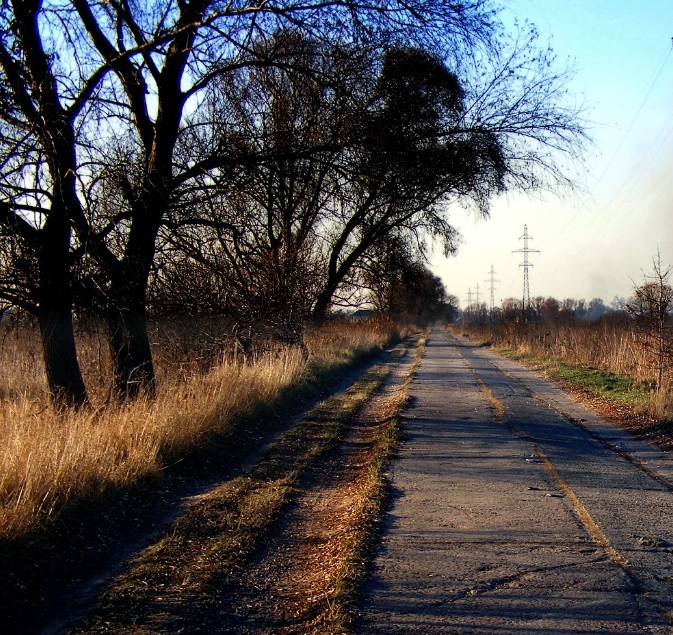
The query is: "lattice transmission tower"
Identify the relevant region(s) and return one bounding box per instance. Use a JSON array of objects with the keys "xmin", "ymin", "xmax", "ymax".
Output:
[
  {"xmin": 512, "ymin": 225, "xmax": 540, "ymax": 321},
  {"xmin": 484, "ymin": 265, "xmax": 500, "ymax": 319}
]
